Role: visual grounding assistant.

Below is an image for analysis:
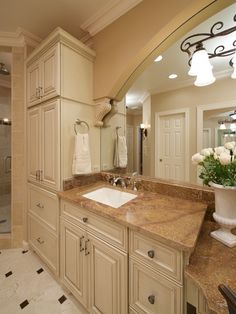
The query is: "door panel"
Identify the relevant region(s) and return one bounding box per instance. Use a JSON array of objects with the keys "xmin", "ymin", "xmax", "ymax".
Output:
[
  {"xmin": 60, "ymin": 219, "xmax": 88, "ymax": 308},
  {"xmin": 27, "ymin": 107, "xmax": 40, "ymax": 182},
  {"xmin": 41, "ymin": 100, "xmax": 60, "ymax": 190},
  {"xmin": 27, "ymin": 61, "xmax": 40, "ymax": 107},
  {"xmin": 89, "ymin": 236, "xmax": 128, "ymax": 314}
]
